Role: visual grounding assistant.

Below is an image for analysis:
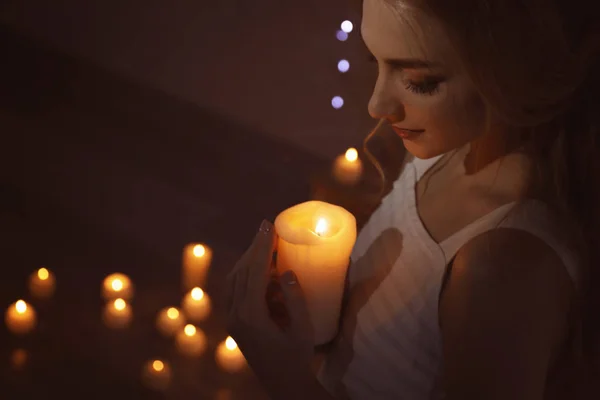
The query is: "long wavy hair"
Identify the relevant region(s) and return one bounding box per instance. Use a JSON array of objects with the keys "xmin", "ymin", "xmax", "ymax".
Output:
[{"xmin": 362, "ymin": 0, "xmax": 600, "ymax": 391}]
